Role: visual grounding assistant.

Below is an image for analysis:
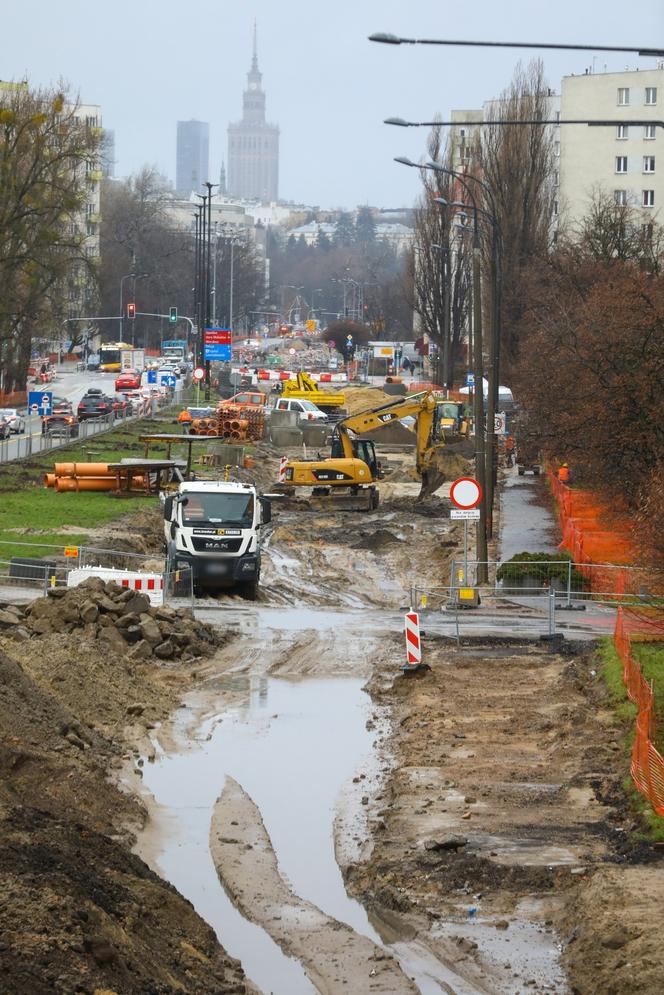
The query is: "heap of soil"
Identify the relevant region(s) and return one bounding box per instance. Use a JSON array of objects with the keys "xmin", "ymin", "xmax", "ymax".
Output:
[
  {"xmin": 352, "ymin": 529, "xmax": 404, "ymax": 551},
  {"xmin": 0, "ymin": 583, "xmax": 248, "ymax": 995}
]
